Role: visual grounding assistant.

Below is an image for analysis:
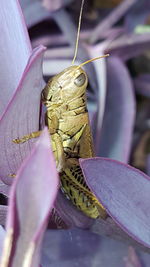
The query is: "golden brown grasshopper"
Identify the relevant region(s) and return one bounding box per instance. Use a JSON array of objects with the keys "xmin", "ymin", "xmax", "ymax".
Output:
[{"xmin": 13, "ymin": 0, "xmax": 108, "ymax": 219}]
